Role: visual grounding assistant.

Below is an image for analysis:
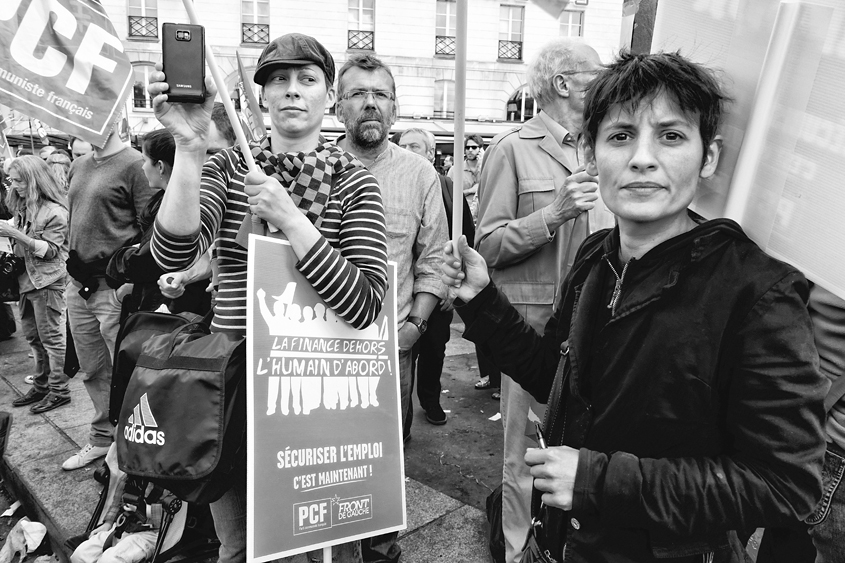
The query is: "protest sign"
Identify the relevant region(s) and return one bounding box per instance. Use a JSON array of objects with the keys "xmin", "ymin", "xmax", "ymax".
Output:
[
  {"xmin": 246, "ymin": 235, "xmax": 405, "ymax": 562},
  {"xmin": 652, "ymin": 0, "xmax": 845, "ymax": 300},
  {"xmin": 0, "ymin": 0, "xmax": 133, "ymax": 148}
]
